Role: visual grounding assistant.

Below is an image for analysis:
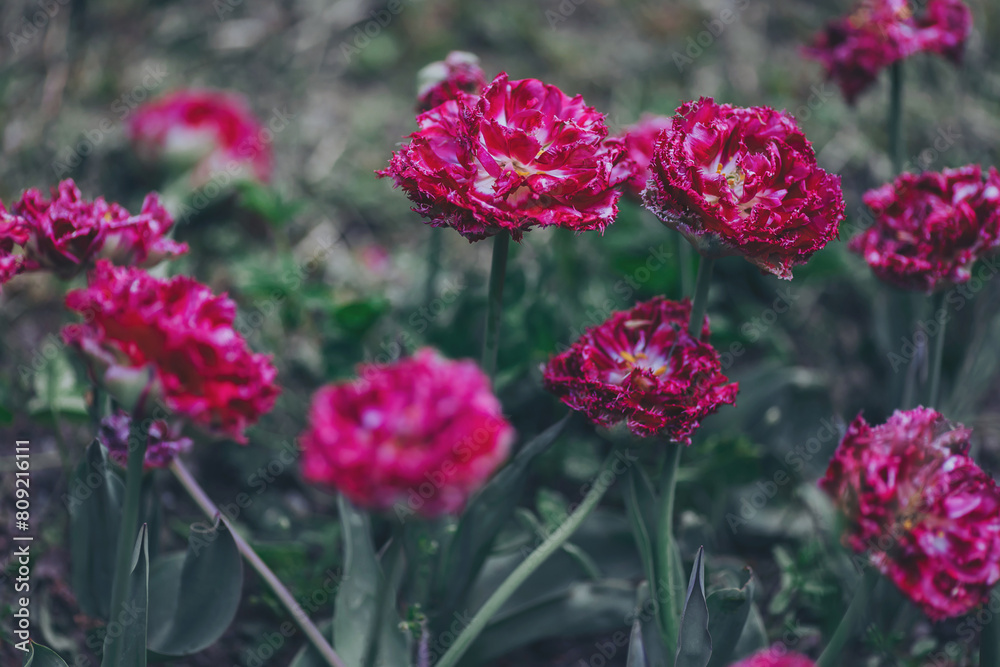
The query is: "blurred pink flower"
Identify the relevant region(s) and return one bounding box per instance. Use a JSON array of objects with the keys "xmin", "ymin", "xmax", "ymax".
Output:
[
  {"xmin": 63, "ymin": 261, "xmax": 280, "ymax": 443},
  {"xmin": 820, "ymin": 408, "xmax": 1000, "ymax": 620},
  {"xmin": 128, "ymin": 89, "xmax": 273, "ymax": 186},
  {"xmin": 300, "ymin": 348, "xmax": 514, "ymax": 518},
  {"xmin": 849, "ymin": 165, "xmax": 1000, "ymax": 293}
]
